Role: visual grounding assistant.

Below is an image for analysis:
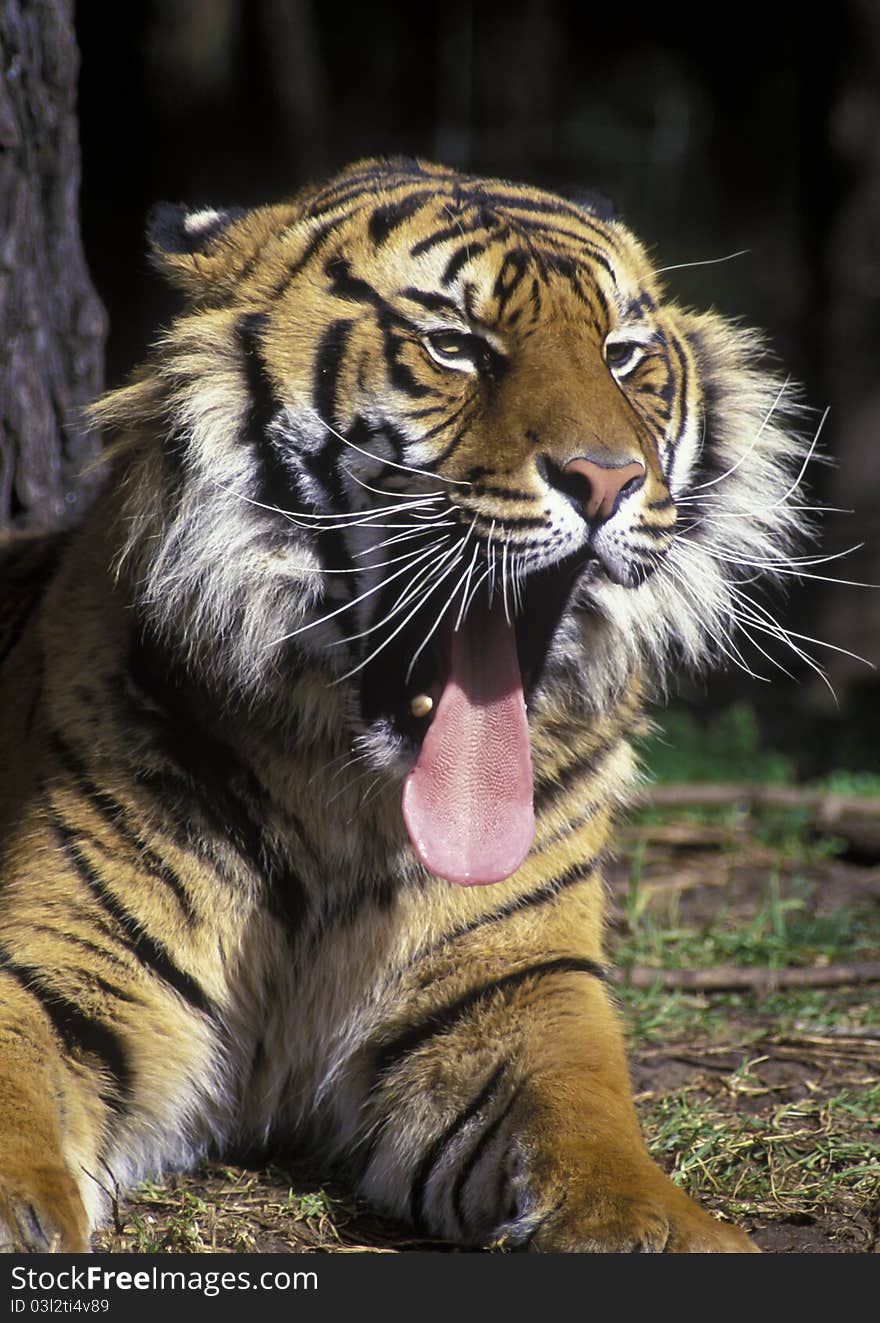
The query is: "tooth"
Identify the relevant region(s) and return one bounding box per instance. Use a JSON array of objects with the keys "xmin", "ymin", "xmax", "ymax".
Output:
[{"xmin": 409, "ymin": 693, "xmax": 434, "ymax": 718}]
